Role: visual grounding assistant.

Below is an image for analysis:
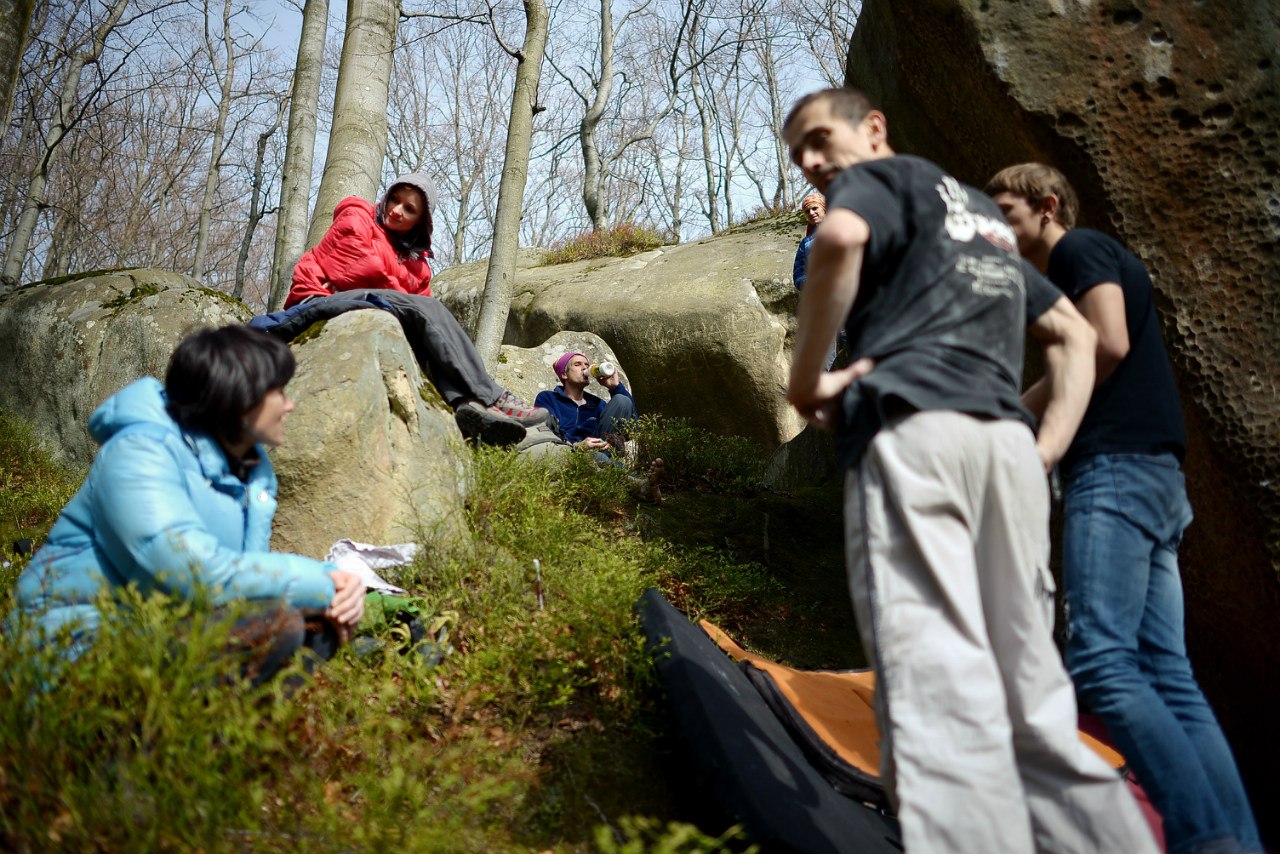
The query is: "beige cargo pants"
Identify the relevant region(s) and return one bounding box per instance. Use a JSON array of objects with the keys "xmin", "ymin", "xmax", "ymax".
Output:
[{"xmin": 844, "ymin": 411, "xmax": 1158, "ymax": 853}]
